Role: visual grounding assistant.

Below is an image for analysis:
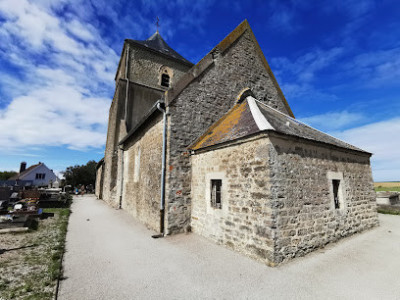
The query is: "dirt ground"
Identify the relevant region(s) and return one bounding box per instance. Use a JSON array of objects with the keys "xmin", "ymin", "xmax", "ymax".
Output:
[{"xmin": 0, "ymin": 209, "xmax": 69, "ymax": 300}]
